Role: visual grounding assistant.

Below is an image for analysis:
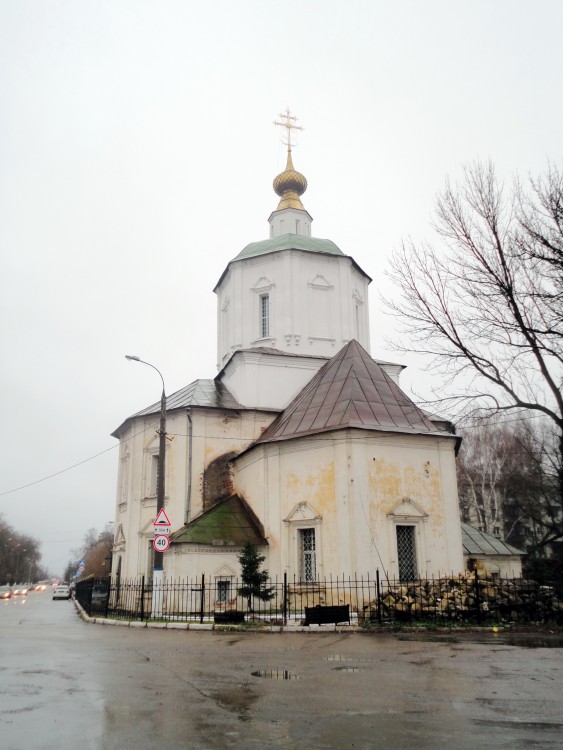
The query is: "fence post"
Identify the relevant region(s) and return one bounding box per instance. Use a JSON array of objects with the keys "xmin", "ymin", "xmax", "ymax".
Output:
[
  {"xmin": 140, "ymin": 575, "xmax": 145, "ymax": 621},
  {"xmin": 376, "ymin": 569, "xmax": 382, "ymax": 625},
  {"xmin": 199, "ymin": 573, "xmax": 205, "ymax": 623},
  {"xmin": 283, "ymin": 572, "xmax": 288, "ymax": 626},
  {"xmin": 474, "ymin": 568, "xmax": 481, "ymax": 625},
  {"xmin": 104, "ymin": 577, "xmax": 110, "ymax": 618},
  {"xmin": 87, "ymin": 579, "xmax": 93, "ymax": 617}
]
